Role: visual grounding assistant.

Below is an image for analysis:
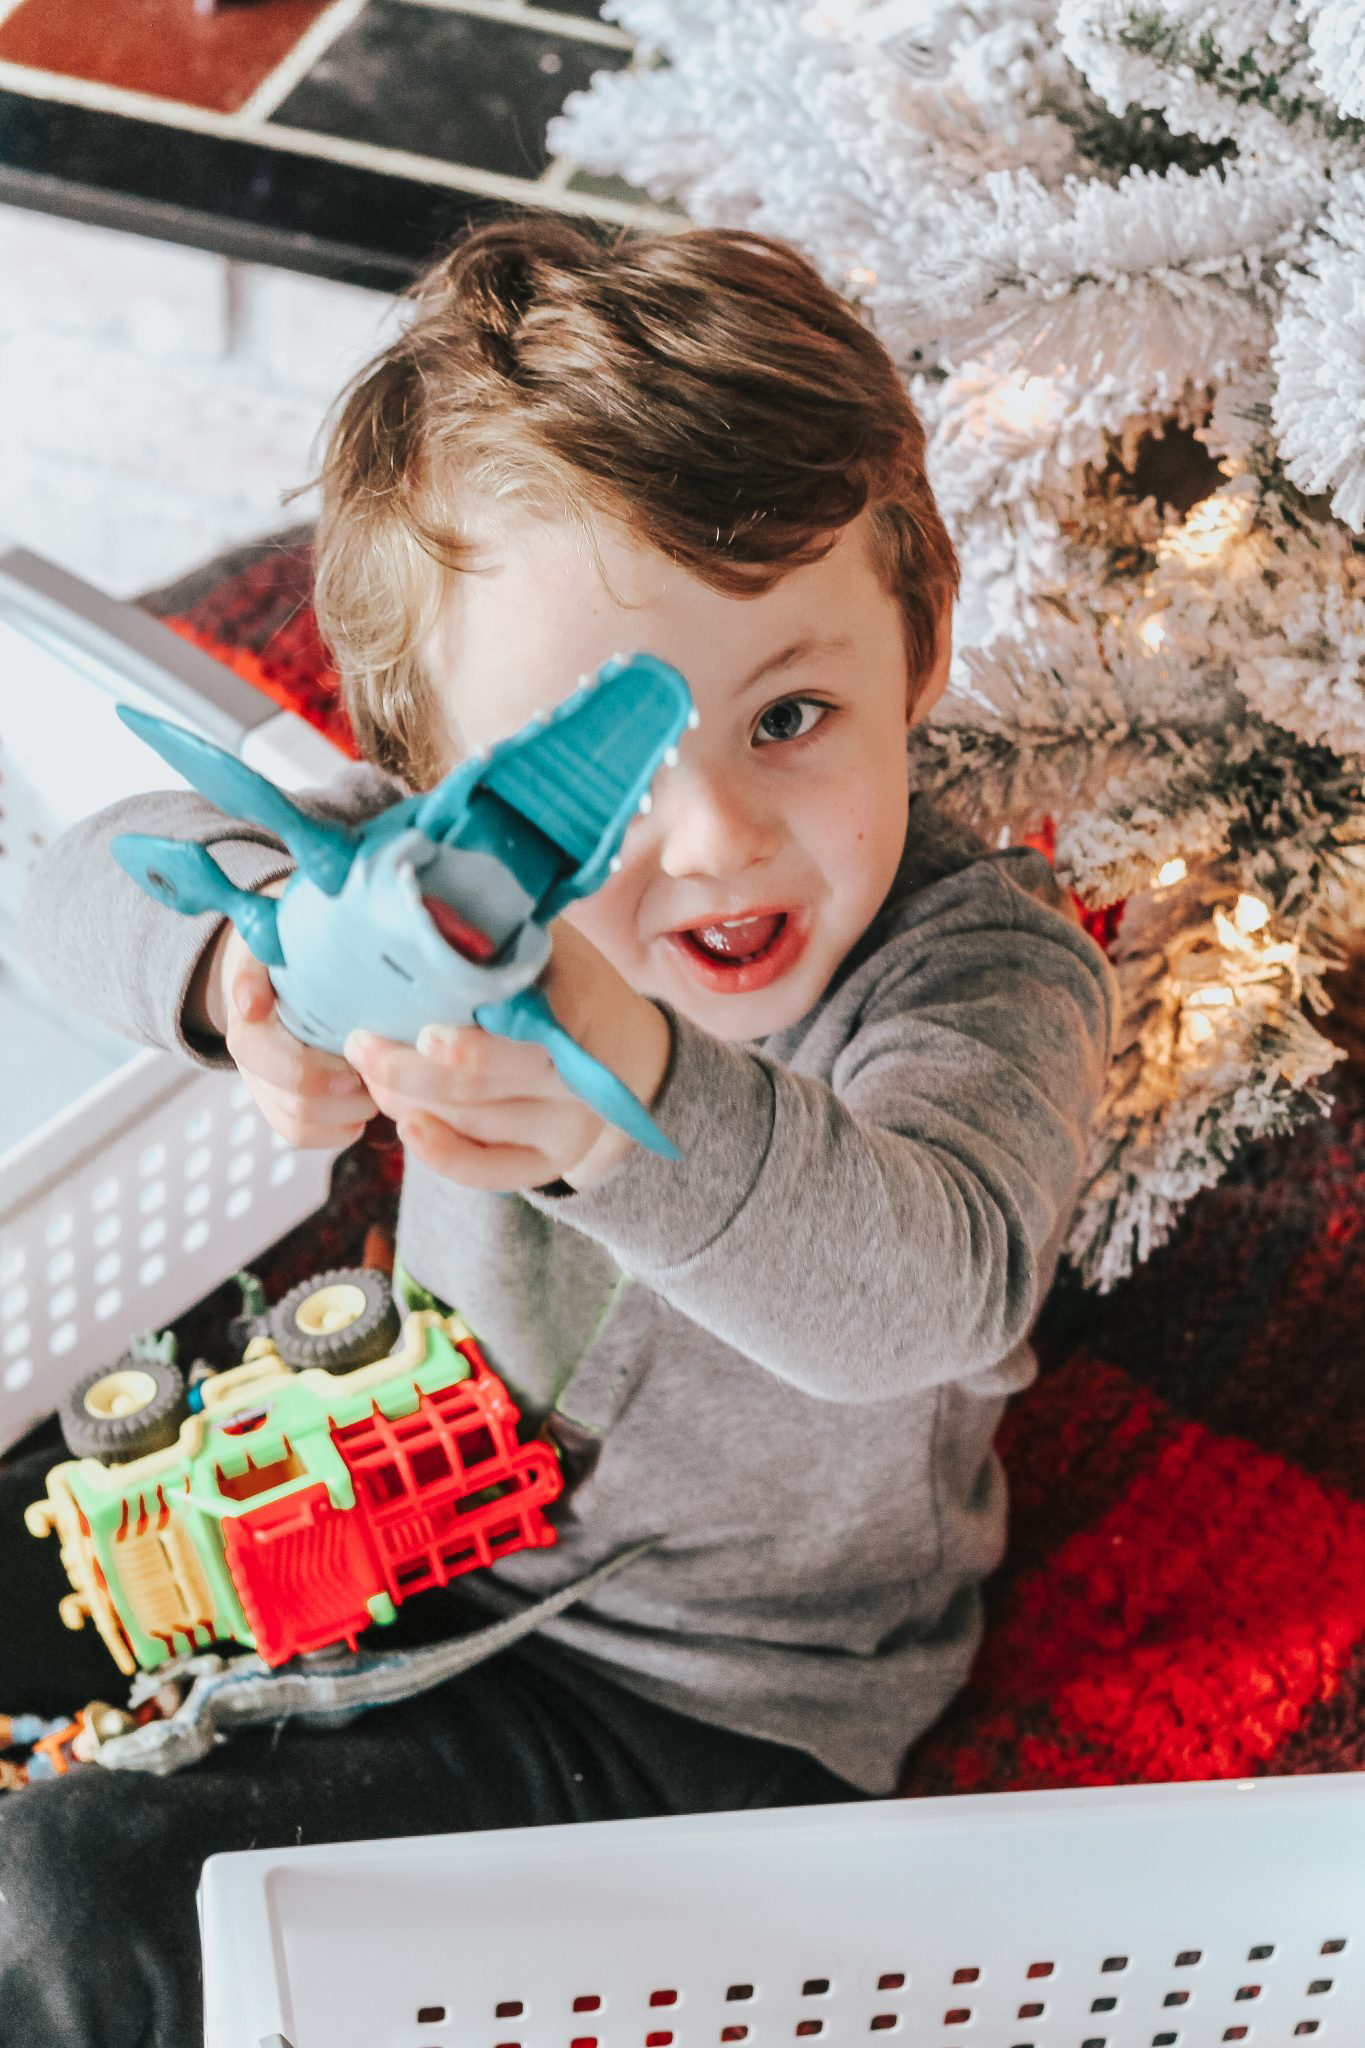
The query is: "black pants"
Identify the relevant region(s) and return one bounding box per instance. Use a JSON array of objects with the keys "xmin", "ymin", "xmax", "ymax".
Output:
[{"xmin": 0, "ymin": 1428, "xmax": 860, "ymax": 2047}]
